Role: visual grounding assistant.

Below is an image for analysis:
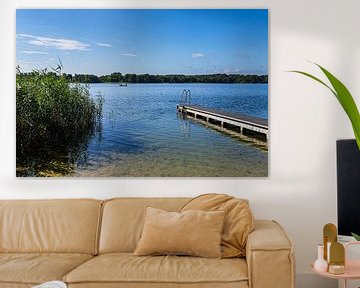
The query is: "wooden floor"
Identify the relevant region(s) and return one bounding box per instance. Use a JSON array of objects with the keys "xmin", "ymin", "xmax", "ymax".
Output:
[{"xmin": 177, "ymin": 104, "xmax": 268, "ymax": 140}]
